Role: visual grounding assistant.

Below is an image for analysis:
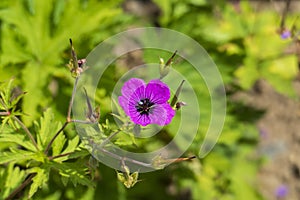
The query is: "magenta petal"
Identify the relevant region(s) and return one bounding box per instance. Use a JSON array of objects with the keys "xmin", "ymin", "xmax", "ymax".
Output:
[
  {"xmin": 149, "ymin": 103, "xmax": 175, "ymax": 126},
  {"xmin": 118, "ymin": 96, "xmax": 130, "ymax": 116},
  {"xmin": 118, "ymin": 78, "xmax": 175, "ymax": 127},
  {"xmin": 145, "ymin": 80, "xmax": 170, "ymax": 104},
  {"xmin": 121, "ymin": 78, "xmax": 146, "ymax": 99}
]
